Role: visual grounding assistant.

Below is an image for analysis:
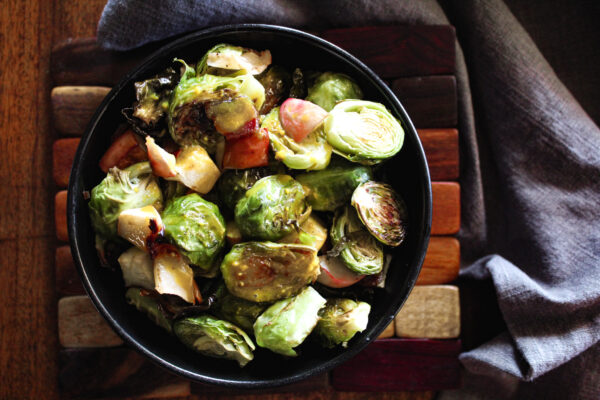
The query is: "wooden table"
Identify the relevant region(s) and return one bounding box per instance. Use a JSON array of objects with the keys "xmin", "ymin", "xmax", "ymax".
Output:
[{"xmin": 0, "ymin": 2, "xmax": 463, "ymax": 399}]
